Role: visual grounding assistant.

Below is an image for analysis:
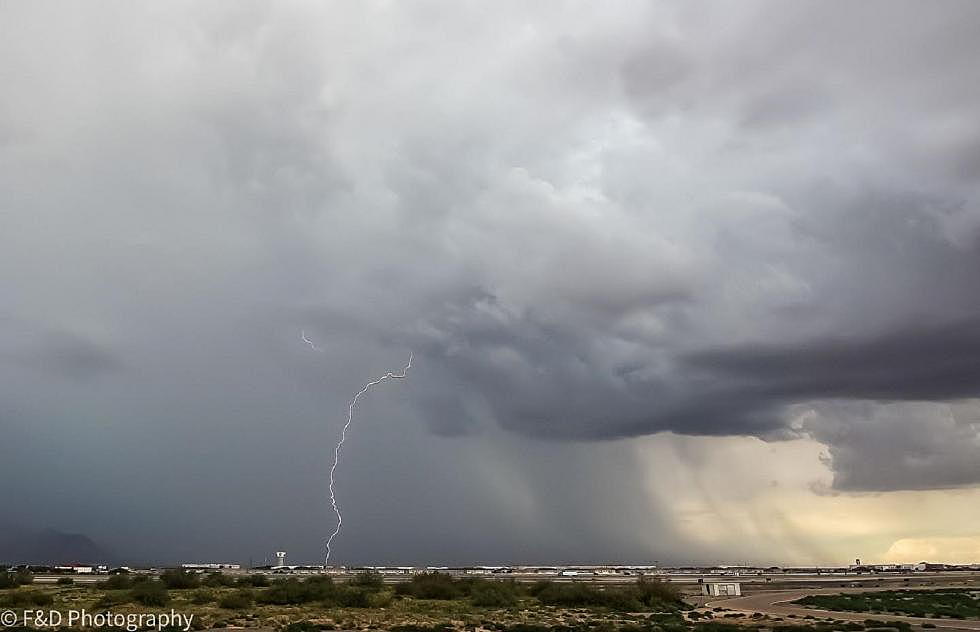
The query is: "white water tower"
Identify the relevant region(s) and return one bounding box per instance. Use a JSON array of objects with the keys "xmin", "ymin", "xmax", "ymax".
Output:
[{"xmin": 275, "ymin": 551, "xmax": 287, "ymax": 567}]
